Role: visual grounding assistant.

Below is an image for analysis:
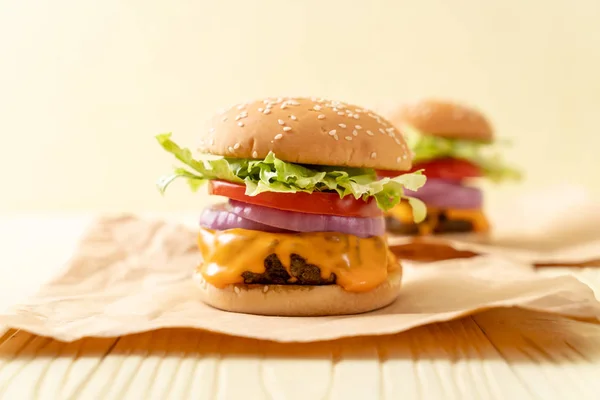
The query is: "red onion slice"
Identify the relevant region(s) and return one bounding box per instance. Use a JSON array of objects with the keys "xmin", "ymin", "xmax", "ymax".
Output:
[
  {"xmin": 200, "ymin": 204, "xmax": 290, "ymax": 233},
  {"xmin": 405, "ymin": 178, "xmax": 482, "ymax": 209},
  {"xmin": 228, "ymin": 200, "xmax": 385, "ymax": 238}
]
